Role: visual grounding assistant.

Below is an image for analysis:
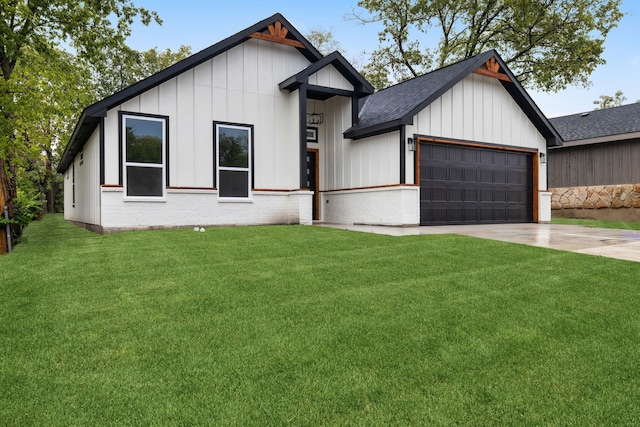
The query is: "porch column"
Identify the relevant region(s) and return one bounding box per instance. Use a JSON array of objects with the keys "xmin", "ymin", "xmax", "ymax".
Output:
[{"xmin": 299, "ymin": 84, "xmax": 308, "ymax": 189}]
